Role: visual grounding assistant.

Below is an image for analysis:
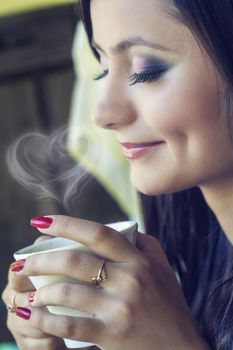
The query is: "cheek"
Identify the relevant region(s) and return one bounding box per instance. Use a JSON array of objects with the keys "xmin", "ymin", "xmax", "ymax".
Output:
[
  {"xmin": 136, "ymin": 72, "xmax": 222, "ymax": 155},
  {"xmin": 129, "ymin": 58, "xmax": 233, "ymax": 193}
]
